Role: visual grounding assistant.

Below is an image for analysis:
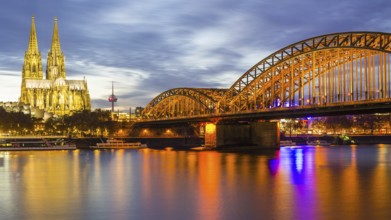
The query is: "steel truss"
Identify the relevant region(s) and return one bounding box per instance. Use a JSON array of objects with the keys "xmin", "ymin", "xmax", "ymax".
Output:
[
  {"xmin": 218, "ymin": 32, "xmax": 391, "ymax": 112},
  {"xmin": 142, "ymin": 32, "xmax": 391, "ymax": 119},
  {"xmin": 142, "ymin": 88, "xmax": 227, "ymax": 119}
]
